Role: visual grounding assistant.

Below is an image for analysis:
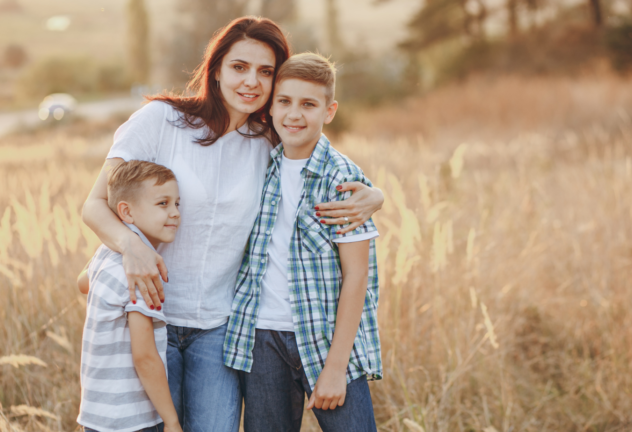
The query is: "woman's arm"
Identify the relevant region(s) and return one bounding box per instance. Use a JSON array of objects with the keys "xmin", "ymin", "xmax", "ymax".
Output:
[
  {"xmin": 129, "ymin": 312, "xmax": 183, "ymax": 432},
  {"xmin": 306, "ymin": 240, "xmax": 370, "ymax": 411},
  {"xmin": 315, "ymin": 182, "xmax": 384, "ymax": 235},
  {"xmin": 82, "ymin": 158, "xmax": 167, "ymax": 308}
]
